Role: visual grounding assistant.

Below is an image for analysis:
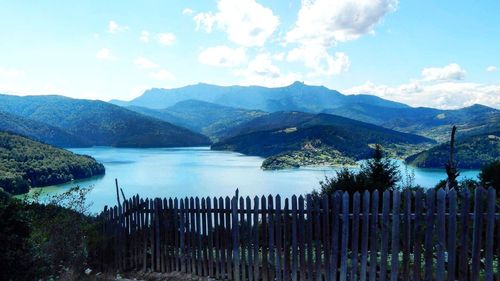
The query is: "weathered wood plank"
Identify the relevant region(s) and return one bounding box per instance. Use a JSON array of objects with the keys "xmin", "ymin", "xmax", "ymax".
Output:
[
  {"xmin": 253, "ymin": 196, "xmax": 260, "ymax": 281},
  {"xmin": 291, "ymin": 195, "xmax": 298, "ymax": 281},
  {"xmin": 390, "ymin": 190, "xmax": 401, "ymax": 281},
  {"xmin": 379, "ymin": 191, "xmax": 390, "ymax": 281},
  {"xmin": 340, "ymin": 192, "xmax": 350, "ymax": 281},
  {"xmin": 284, "ymin": 198, "xmax": 291, "ymax": 281},
  {"xmin": 402, "ymin": 190, "xmax": 411, "ymax": 281},
  {"xmin": 458, "ymin": 189, "xmax": 470, "ymax": 281},
  {"xmin": 241, "ymin": 197, "xmax": 248, "ymax": 281},
  {"xmin": 484, "ymin": 188, "xmax": 496, "ymax": 281},
  {"xmin": 268, "ymin": 195, "xmax": 276, "ymax": 281},
  {"xmin": 322, "ymin": 195, "xmax": 330, "ymax": 281},
  {"xmin": 412, "ymin": 189, "xmax": 424, "ymax": 281},
  {"xmin": 201, "ymin": 198, "xmax": 208, "ymax": 276},
  {"xmin": 306, "ymin": 194, "xmax": 314, "ymax": 281},
  {"xmin": 275, "ymin": 195, "xmax": 283, "ymax": 281},
  {"xmin": 368, "ymin": 190, "xmax": 379, "ymax": 281},
  {"xmin": 471, "ymin": 187, "xmax": 484, "ymax": 281},
  {"xmin": 246, "ymin": 196, "xmax": 254, "ymax": 281},
  {"xmin": 261, "ymin": 196, "xmax": 269, "ymax": 281},
  {"xmin": 351, "ymin": 192, "xmax": 360, "ymax": 281},
  {"xmin": 207, "ymin": 198, "xmax": 214, "ymax": 278},
  {"xmin": 179, "ymin": 198, "xmax": 186, "ymax": 273},
  {"xmin": 435, "ymin": 189, "xmax": 446, "ymax": 281},
  {"xmin": 225, "ymin": 196, "xmax": 233, "ymax": 280},
  {"xmin": 195, "ymin": 197, "xmax": 203, "ymax": 276},
  {"xmin": 424, "ymin": 189, "xmax": 435, "ymax": 281},
  {"xmin": 360, "ymin": 191, "xmax": 370, "ymax": 281},
  {"xmin": 215, "ymin": 198, "xmax": 222, "ymax": 280},
  {"xmin": 314, "ymin": 196, "xmax": 321, "ymax": 281},
  {"xmin": 331, "ymin": 192, "xmax": 341, "ymax": 281},
  {"xmin": 447, "ymin": 189, "xmax": 457, "ymax": 281},
  {"xmin": 232, "ymin": 196, "xmax": 241, "ymax": 281},
  {"xmin": 298, "ymin": 196, "xmax": 307, "ymax": 281}
]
